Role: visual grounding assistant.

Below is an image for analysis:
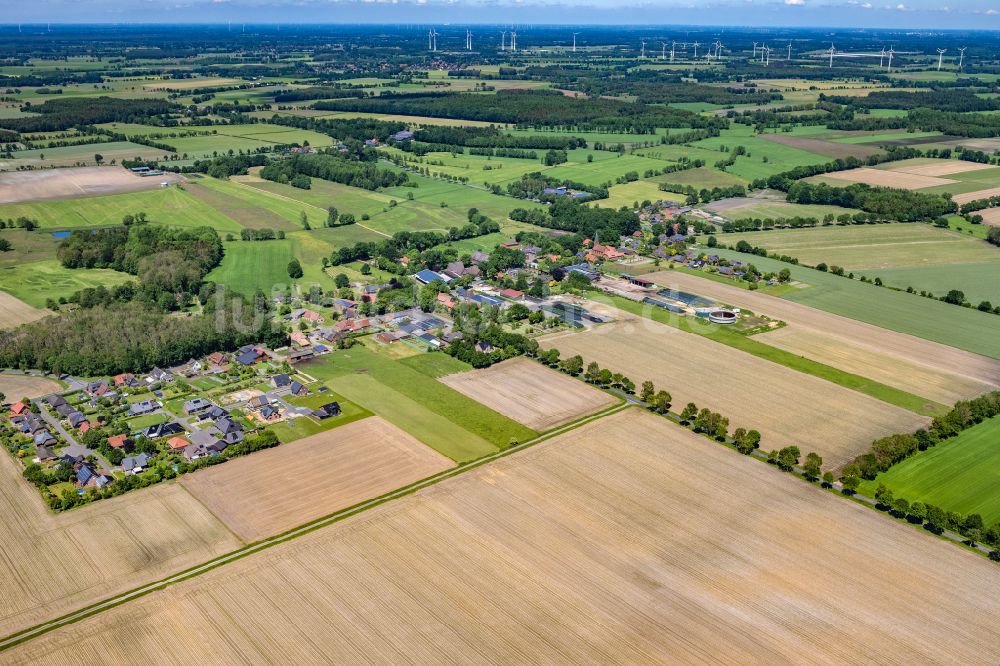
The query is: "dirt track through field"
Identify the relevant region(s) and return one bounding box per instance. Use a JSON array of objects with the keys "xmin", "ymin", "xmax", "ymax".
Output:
[
  {"xmin": 180, "ymin": 416, "xmax": 453, "ymax": 541},
  {"xmin": 0, "ymin": 167, "xmax": 181, "ymax": 204},
  {"xmin": 439, "ymin": 357, "xmax": 616, "ymax": 430},
  {"xmin": 540, "ymin": 306, "xmax": 928, "ymax": 468},
  {"xmin": 0, "ymin": 291, "xmax": 47, "ymax": 329},
  {"xmin": 0, "ymin": 451, "xmax": 241, "ymax": 638},
  {"xmin": 7, "ymin": 409, "xmax": 999, "ymax": 665},
  {"xmin": 644, "ymin": 270, "xmax": 1000, "ymax": 395}
]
